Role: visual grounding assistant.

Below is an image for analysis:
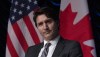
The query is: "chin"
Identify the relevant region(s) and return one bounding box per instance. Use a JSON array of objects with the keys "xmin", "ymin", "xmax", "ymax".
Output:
[{"xmin": 44, "ymin": 36, "xmax": 52, "ymax": 40}]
